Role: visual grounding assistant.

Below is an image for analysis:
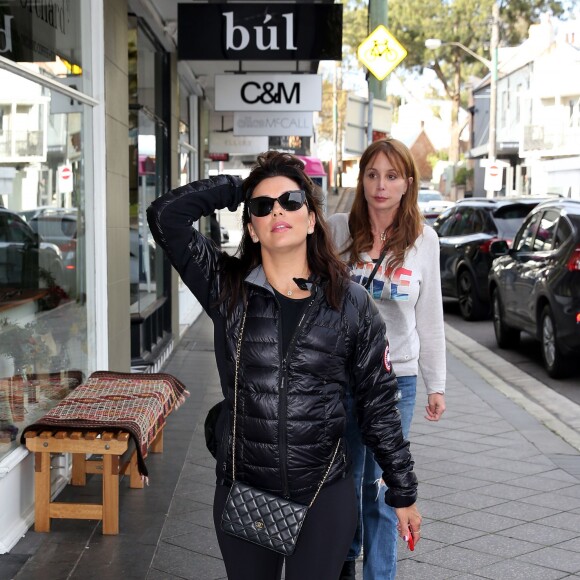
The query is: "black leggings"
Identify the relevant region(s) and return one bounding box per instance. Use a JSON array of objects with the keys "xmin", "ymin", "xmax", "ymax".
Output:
[{"xmin": 213, "ymin": 477, "xmax": 357, "ymax": 580}]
